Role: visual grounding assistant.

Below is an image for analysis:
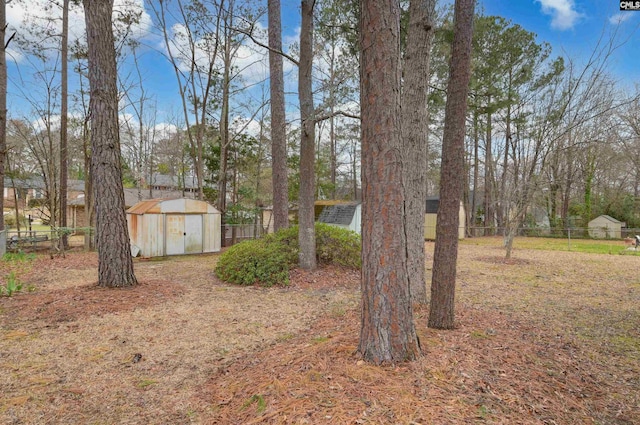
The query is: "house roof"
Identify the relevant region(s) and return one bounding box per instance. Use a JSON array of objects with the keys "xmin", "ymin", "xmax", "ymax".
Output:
[
  {"xmin": 5, "ymin": 176, "xmax": 84, "ymax": 191},
  {"xmin": 69, "ymin": 188, "xmax": 196, "ymax": 209},
  {"xmin": 148, "ymin": 173, "xmax": 197, "ymax": 190},
  {"xmin": 318, "ymin": 203, "xmax": 359, "ymax": 226},
  {"xmin": 589, "ymin": 214, "xmax": 622, "ymax": 224}
]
